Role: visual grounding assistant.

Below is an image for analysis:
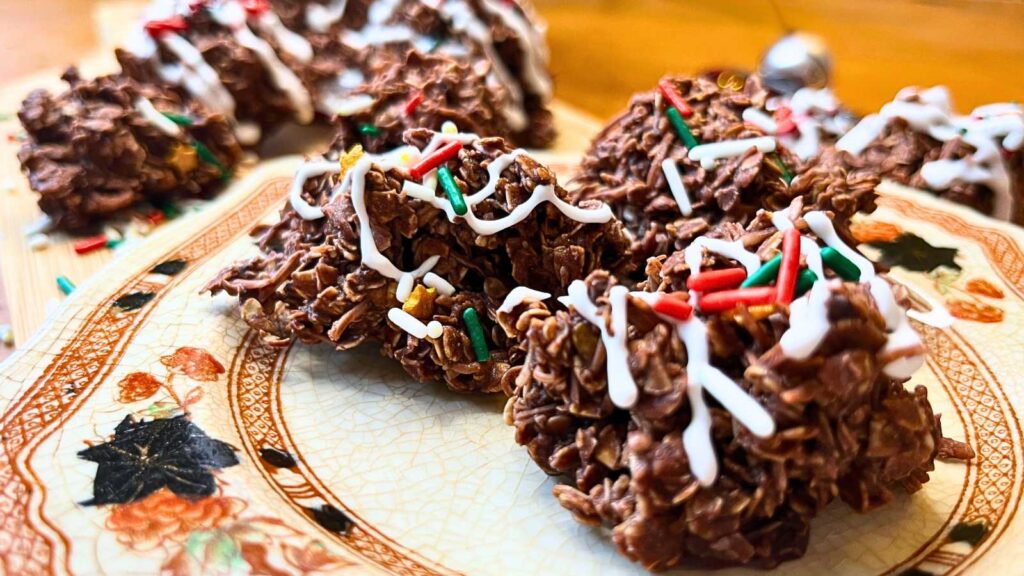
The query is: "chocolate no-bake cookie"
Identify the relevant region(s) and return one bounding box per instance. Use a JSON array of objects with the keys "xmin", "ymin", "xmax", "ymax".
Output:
[
  {"xmin": 572, "ymin": 73, "xmax": 876, "ymax": 270},
  {"xmin": 823, "ymin": 86, "xmax": 1024, "ymax": 224},
  {"xmin": 207, "ymin": 128, "xmax": 631, "ymax": 393},
  {"xmin": 506, "ymin": 208, "xmax": 972, "ymax": 570}
]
